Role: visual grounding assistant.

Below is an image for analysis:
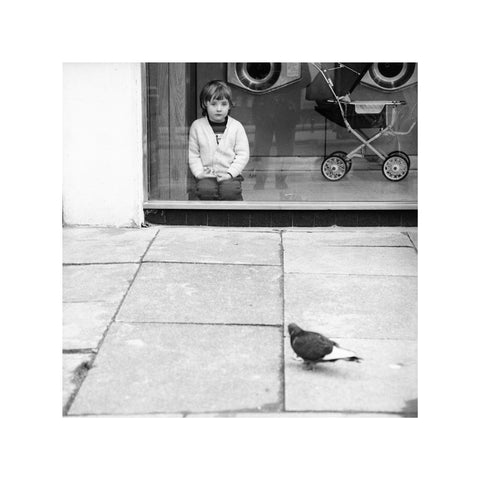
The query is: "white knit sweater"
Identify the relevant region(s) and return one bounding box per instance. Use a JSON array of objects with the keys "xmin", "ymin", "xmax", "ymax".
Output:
[{"xmin": 188, "ymin": 116, "xmax": 250, "ymax": 179}]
